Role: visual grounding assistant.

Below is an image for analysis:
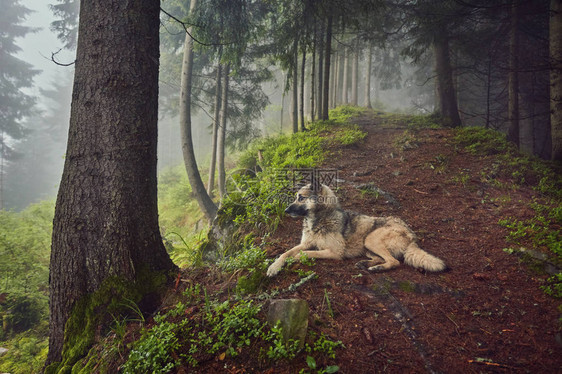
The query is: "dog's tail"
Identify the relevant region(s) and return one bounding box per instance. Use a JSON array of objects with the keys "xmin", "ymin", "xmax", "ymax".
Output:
[{"xmin": 403, "ymin": 243, "xmax": 446, "ymax": 272}]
